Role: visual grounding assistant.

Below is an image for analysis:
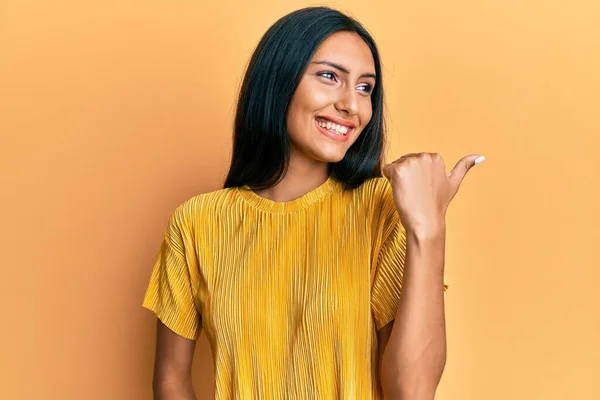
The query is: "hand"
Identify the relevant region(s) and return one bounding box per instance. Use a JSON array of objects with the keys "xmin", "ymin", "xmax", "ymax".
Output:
[{"xmin": 383, "ymin": 153, "xmax": 485, "ymax": 236}]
